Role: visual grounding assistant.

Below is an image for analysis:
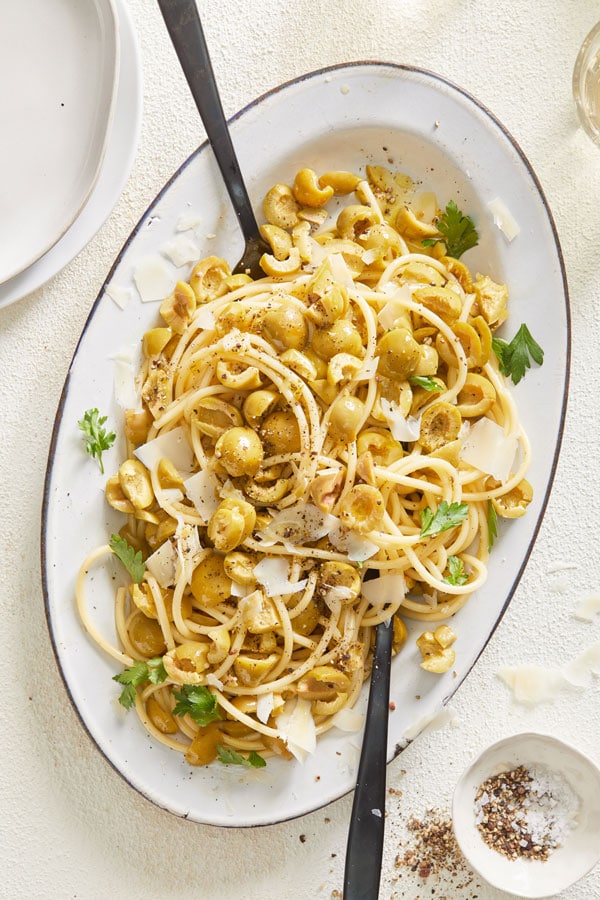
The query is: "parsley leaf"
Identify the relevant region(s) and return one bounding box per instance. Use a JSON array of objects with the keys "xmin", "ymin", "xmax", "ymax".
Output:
[
  {"xmin": 408, "ymin": 375, "xmax": 443, "ymax": 392},
  {"xmin": 78, "ymin": 408, "xmax": 116, "ymax": 474},
  {"xmin": 443, "ymin": 555, "xmax": 469, "ymax": 586},
  {"xmin": 172, "ymin": 685, "xmax": 221, "ymax": 726},
  {"xmin": 420, "ymin": 501, "xmax": 469, "ymax": 538},
  {"xmin": 113, "ymin": 657, "xmax": 167, "ymax": 709},
  {"xmin": 109, "ymin": 534, "xmax": 146, "ymax": 584},
  {"xmin": 217, "ymin": 745, "xmax": 267, "ymax": 768},
  {"xmin": 422, "ymin": 200, "xmax": 479, "ymax": 259},
  {"xmin": 492, "ymin": 324, "xmax": 544, "ymax": 385},
  {"xmin": 487, "ymin": 500, "xmax": 498, "ymax": 551}
]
